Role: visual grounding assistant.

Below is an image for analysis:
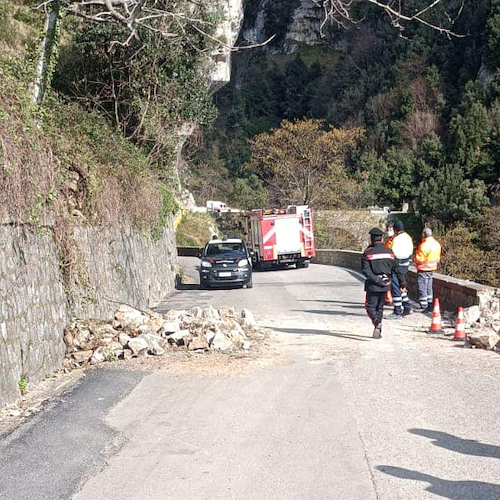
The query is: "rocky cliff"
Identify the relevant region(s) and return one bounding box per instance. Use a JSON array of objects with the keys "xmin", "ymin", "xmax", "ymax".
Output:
[
  {"xmin": 241, "ymin": 0, "xmax": 324, "ymax": 49},
  {"xmin": 210, "ymin": 0, "xmax": 245, "ymax": 90}
]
